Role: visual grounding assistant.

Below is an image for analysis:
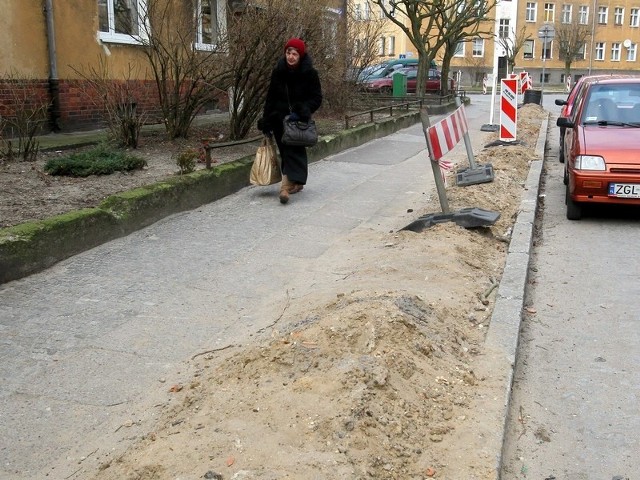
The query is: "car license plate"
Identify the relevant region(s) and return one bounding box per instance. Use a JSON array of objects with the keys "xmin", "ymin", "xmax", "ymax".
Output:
[{"xmin": 609, "ymin": 183, "xmax": 640, "ymax": 198}]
